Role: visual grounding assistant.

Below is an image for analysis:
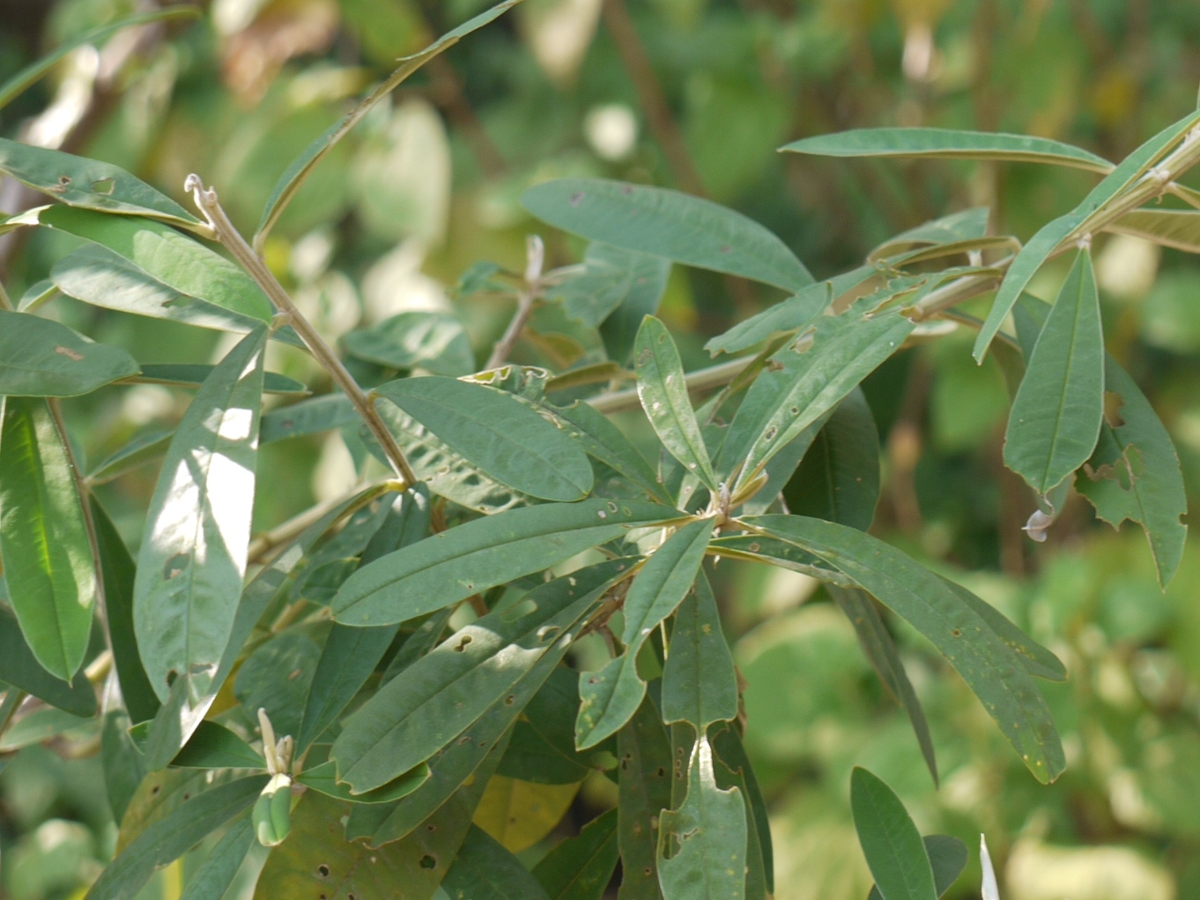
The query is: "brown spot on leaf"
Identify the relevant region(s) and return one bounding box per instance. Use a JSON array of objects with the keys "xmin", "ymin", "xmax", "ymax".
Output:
[{"xmin": 55, "ymin": 346, "xmax": 84, "ymax": 361}]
